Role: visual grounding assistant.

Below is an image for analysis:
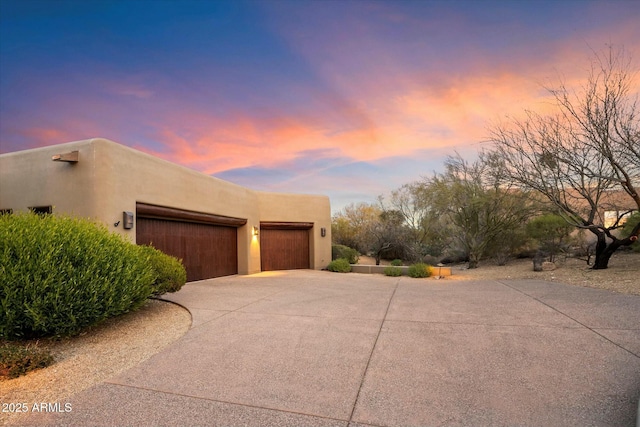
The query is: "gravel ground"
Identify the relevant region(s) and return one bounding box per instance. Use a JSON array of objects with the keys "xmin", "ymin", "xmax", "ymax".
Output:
[
  {"xmin": 2, "ymin": 252, "xmax": 637, "ymax": 426},
  {"xmin": 1, "ymin": 299, "xmax": 191, "ymax": 426},
  {"xmin": 359, "ymin": 251, "xmax": 640, "ymax": 295},
  {"xmin": 449, "ymin": 251, "xmax": 640, "ymax": 295}
]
